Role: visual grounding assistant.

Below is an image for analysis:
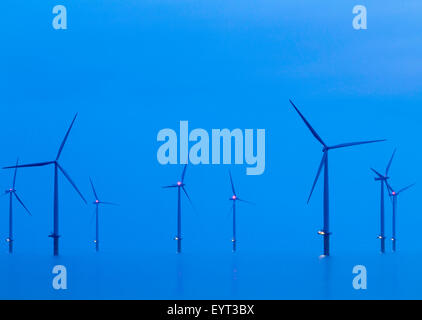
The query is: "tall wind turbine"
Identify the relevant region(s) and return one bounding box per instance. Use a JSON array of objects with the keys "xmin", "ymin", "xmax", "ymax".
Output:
[
  {"xmin": 228, "ymin": 171, "xmax": 253, "ymax": 252},
  {"xmin": 89, "ymin": 178, "xmax": 118, "ymax": 252},
  {"xmin": 371, "ymin": 149, "xmax": 396, "ymax": 253},
  {"xmin": 386, "ymin": 183, "xmax": 415, "ymax": 252},
  {"xmin": 4, "ymin": 158, "xmax": 32, "ymax": 254},
  {"xmin": 290, "ymin": 99, "xmax": 385, "ymax": 257},
  {"xmin": 162, "ymin": 164, "xmax": 193, "ymax": 253},
  {"xmin": 3, "ymin": 114, "xmax": 87, "ymax": 256}
]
